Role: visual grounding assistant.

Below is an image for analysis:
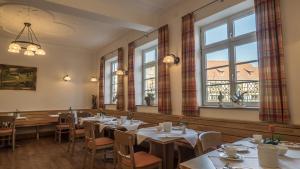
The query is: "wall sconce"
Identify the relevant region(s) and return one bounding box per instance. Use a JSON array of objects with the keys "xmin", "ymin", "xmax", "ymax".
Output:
[
  {"xmin": 163, "ymin": 54, "xmax": 180, "ymax": 64},
  {"xmin": 116, "ymin": 69, "xmax": 128, "ymax": 76},
  {"xmin": 63, "ymin": 75, "xmax": 71, "ymax": 81},
  {"xmin": 90, "ymin": 77, "xmax": 98, "ymax": 82}
]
